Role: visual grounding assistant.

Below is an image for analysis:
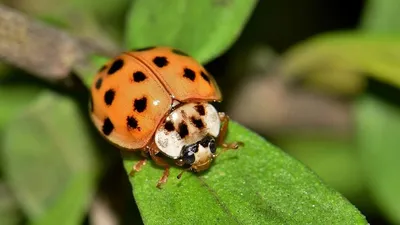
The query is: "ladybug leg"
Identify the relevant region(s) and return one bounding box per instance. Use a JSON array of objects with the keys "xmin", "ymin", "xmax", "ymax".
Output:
[
  {"xmin": 148, "ymin": 145, "xmax": 170, "ymax": 189},
  {"xmin": 129, "ymin": 149, "xmax": 149, "ymax": 176},
  {"xmin": 217, "ymin": 112, "xmax": 244, "ymax": 151},
  {"xmin": 150, "ymin": 154, "xmax": 170, "ymax": 189},
  {"xmin": 129, "ymin": 158, "xmax": 147, "ymax": 176}
]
